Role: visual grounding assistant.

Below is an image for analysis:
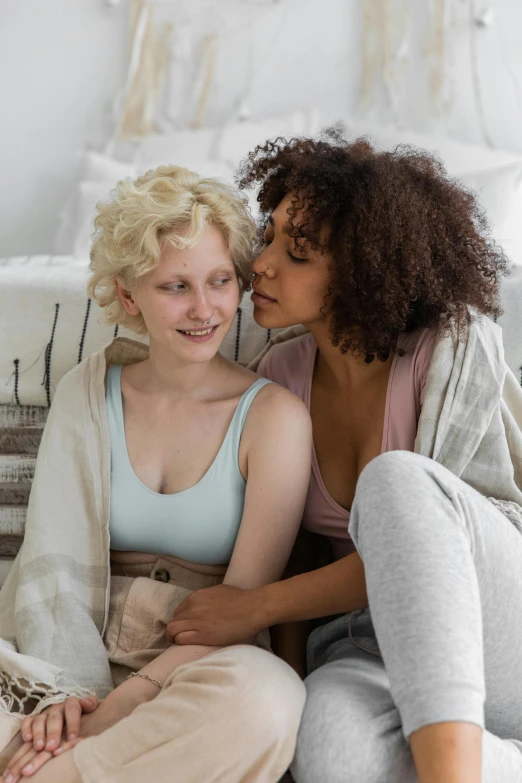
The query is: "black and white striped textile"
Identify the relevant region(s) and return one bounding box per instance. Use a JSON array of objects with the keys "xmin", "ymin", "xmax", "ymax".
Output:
[{"xmin": 0, "ymin": 256, "xmax": 281, "ymax": 407}]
